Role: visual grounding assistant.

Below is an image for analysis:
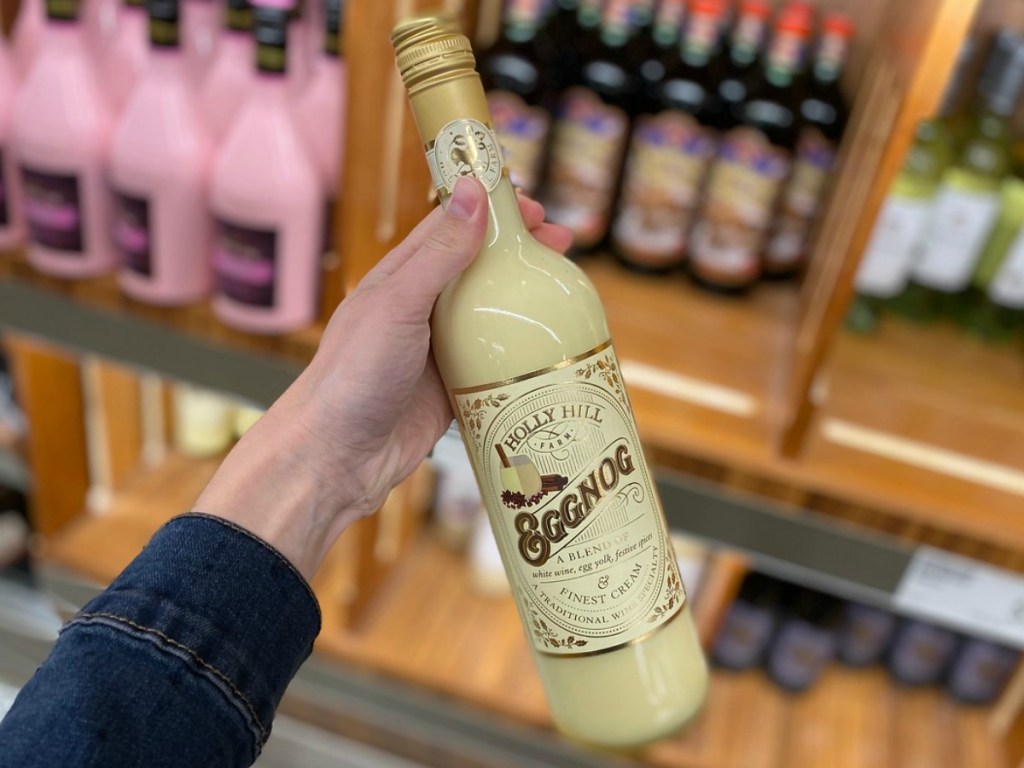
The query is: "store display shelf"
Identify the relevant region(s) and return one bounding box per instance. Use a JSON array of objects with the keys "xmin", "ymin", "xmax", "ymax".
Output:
[
  {"xmin": 0, "ymin": 255, "xmax": 309, "ymax": 407},
  {"xmin": 35, "ymin": 458, "xmax": 1007, "ymax": 768}
]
